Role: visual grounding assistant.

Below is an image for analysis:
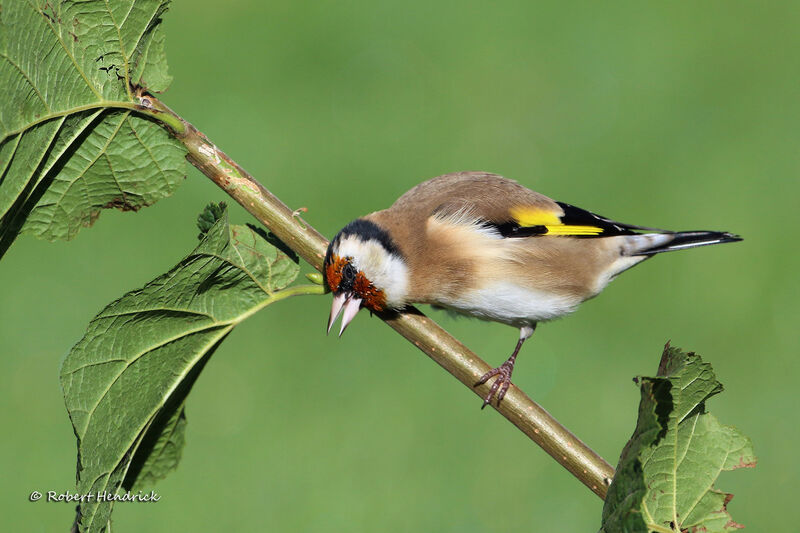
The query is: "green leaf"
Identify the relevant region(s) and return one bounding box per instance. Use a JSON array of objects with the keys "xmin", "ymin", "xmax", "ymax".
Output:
[
  {"xmin": 601, "ymin": 345, "xmax": 756, "ymax": 533},
  {"xmin": 196, "ymin": 200, "xmax": 226, "ymax": 238},
  {"xmin": 124, "ymin": 402, "xmax": 188, "ymax": 492},
  {"xmin": 60, "ymin": 209, "xmax": 306, "ymax": 532},
  {"xmin": 0, "ymin": 0, "xmax": 185, "ymax": 258}
]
